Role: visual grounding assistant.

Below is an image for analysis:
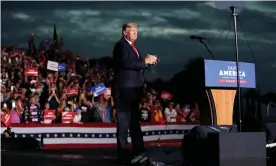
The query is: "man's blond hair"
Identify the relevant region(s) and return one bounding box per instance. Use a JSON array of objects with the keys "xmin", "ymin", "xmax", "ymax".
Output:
[{"xmin": 122, "ymin": 22, "xmax": 139, "ymax": 35}]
